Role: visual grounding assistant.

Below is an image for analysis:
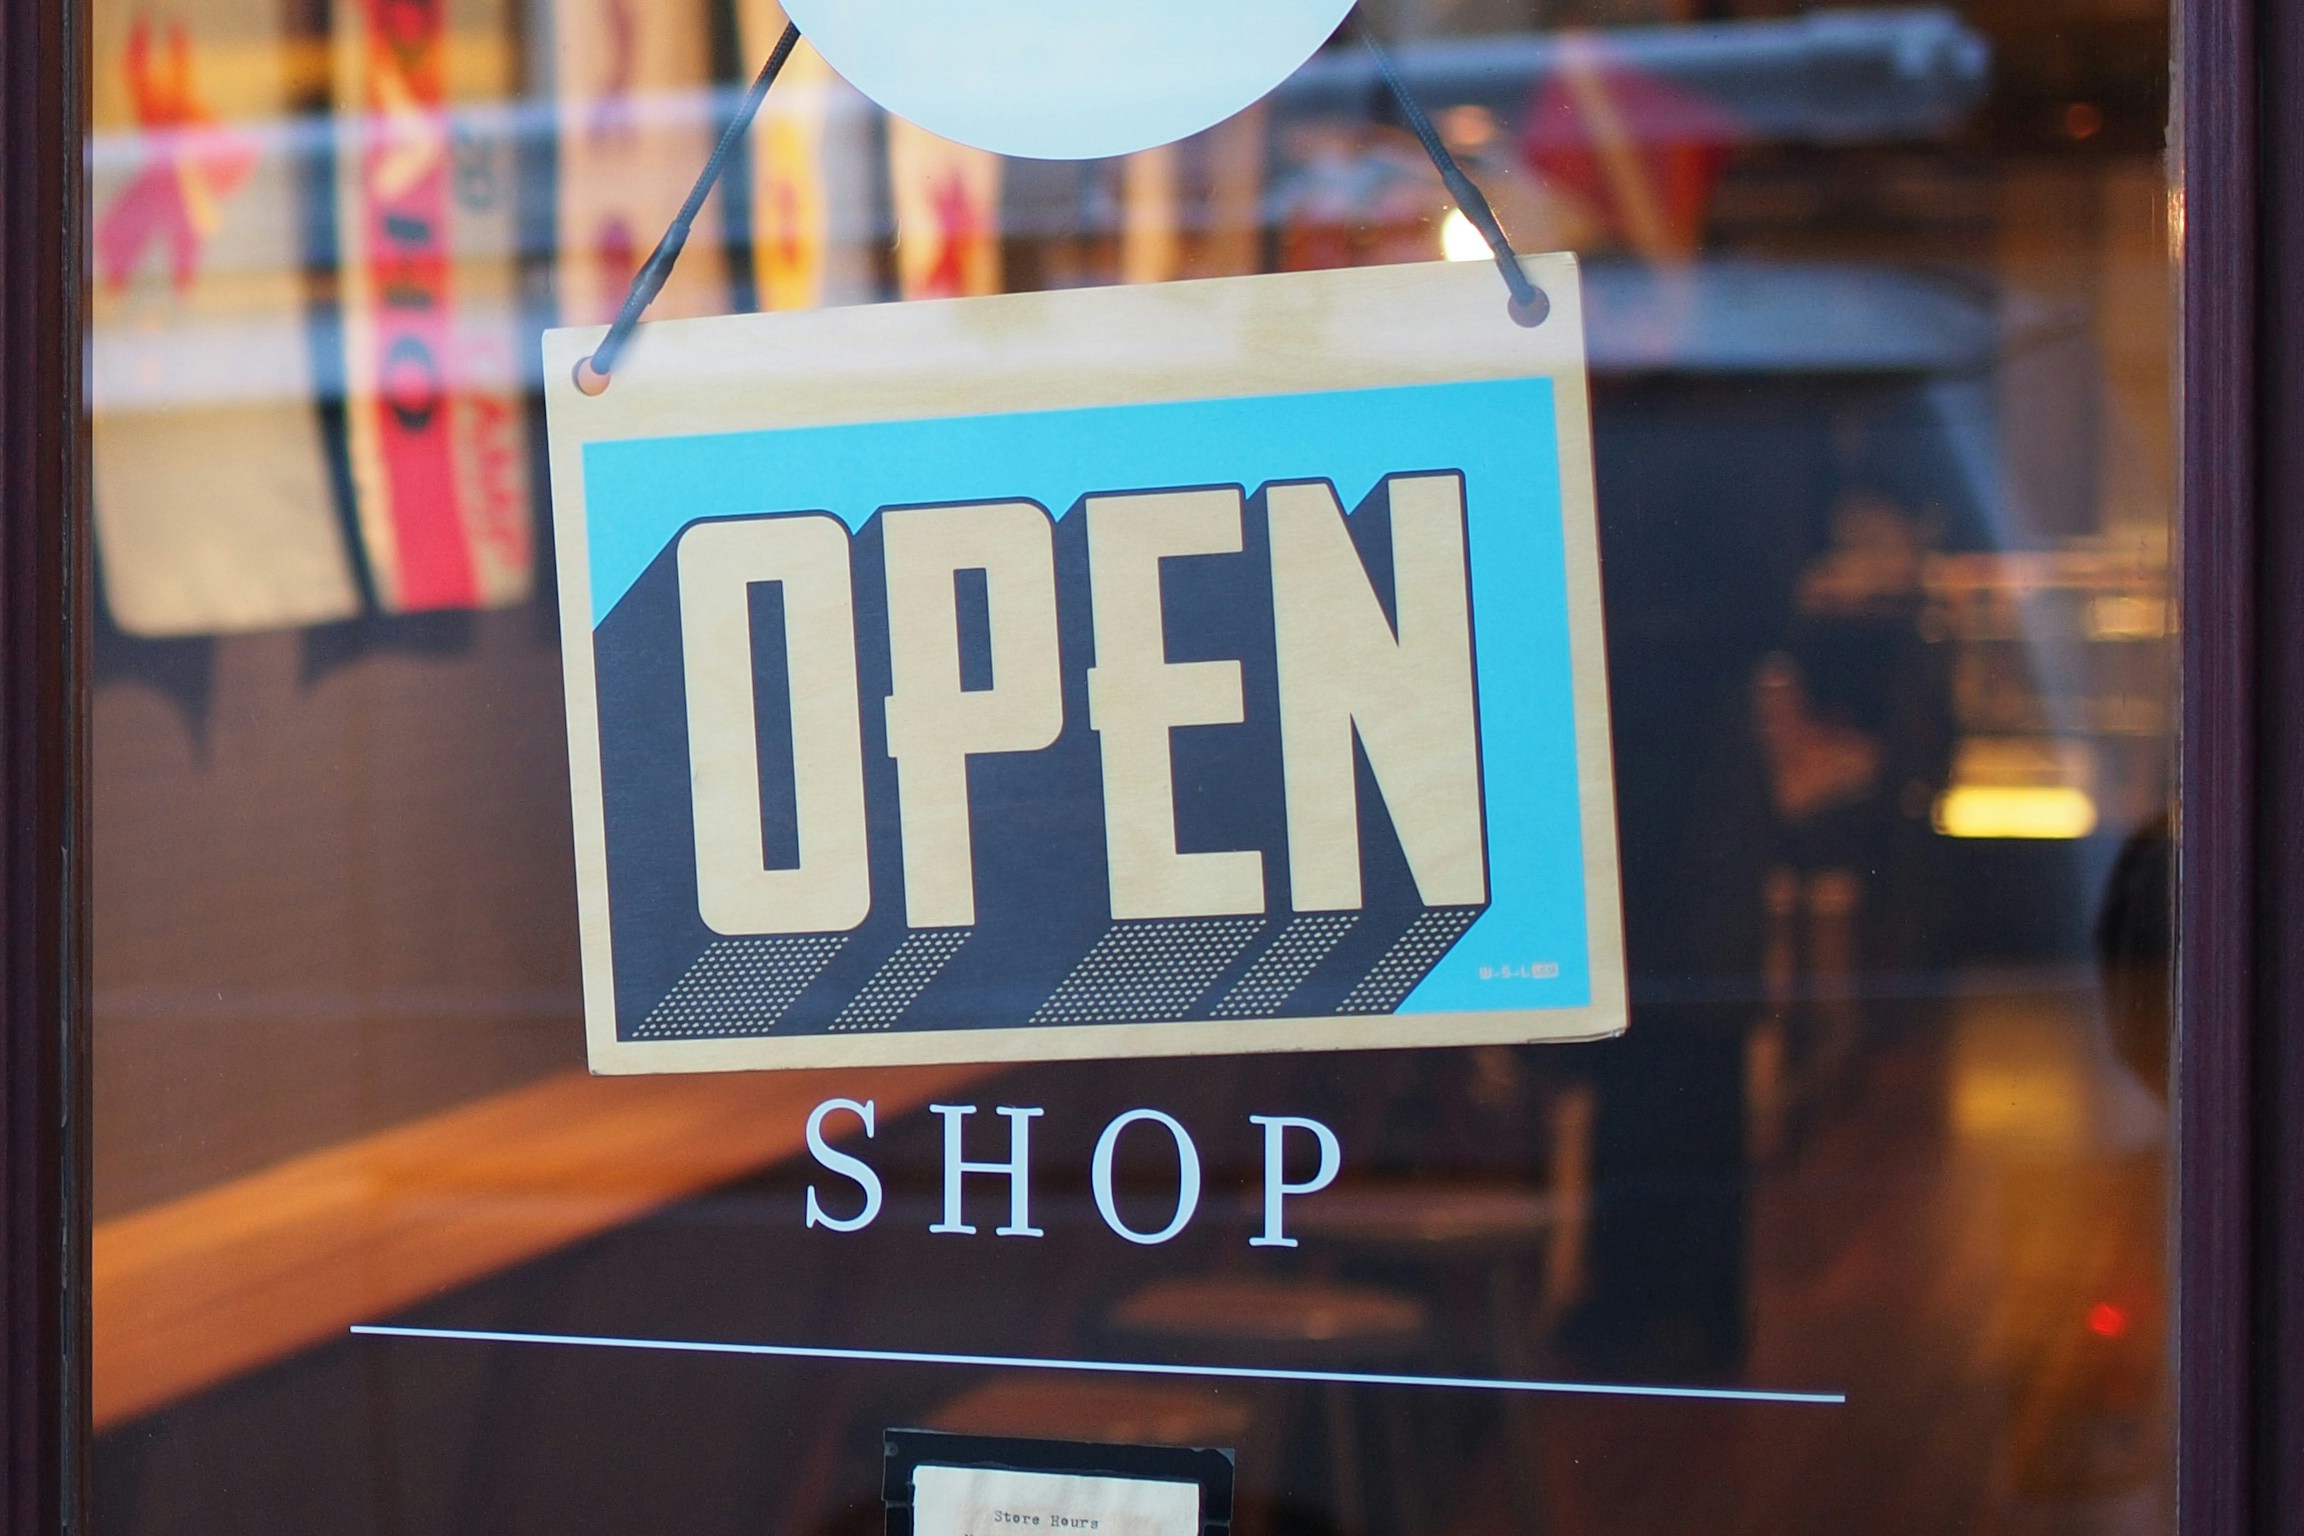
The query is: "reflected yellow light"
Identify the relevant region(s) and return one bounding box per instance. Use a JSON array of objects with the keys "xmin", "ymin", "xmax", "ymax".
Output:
[
  {"xmin": 1933, "ymin": 785, "xmax": 2099, "ymax": 839},
  {"xmin": 1953, "ymin": 1064, "xmax": 2088, "ymax": 1148},
  {"xmin": 1440, "ymin": 208, "xmax": 1488, "ymax": 263},
  {"xmin": 1948, "ymin": 994, "xmax": 2093, "ymax": 1152},
  {"xmin": 2085, "ymin": 594, "xmax": 2168, "ymax": 639}
]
